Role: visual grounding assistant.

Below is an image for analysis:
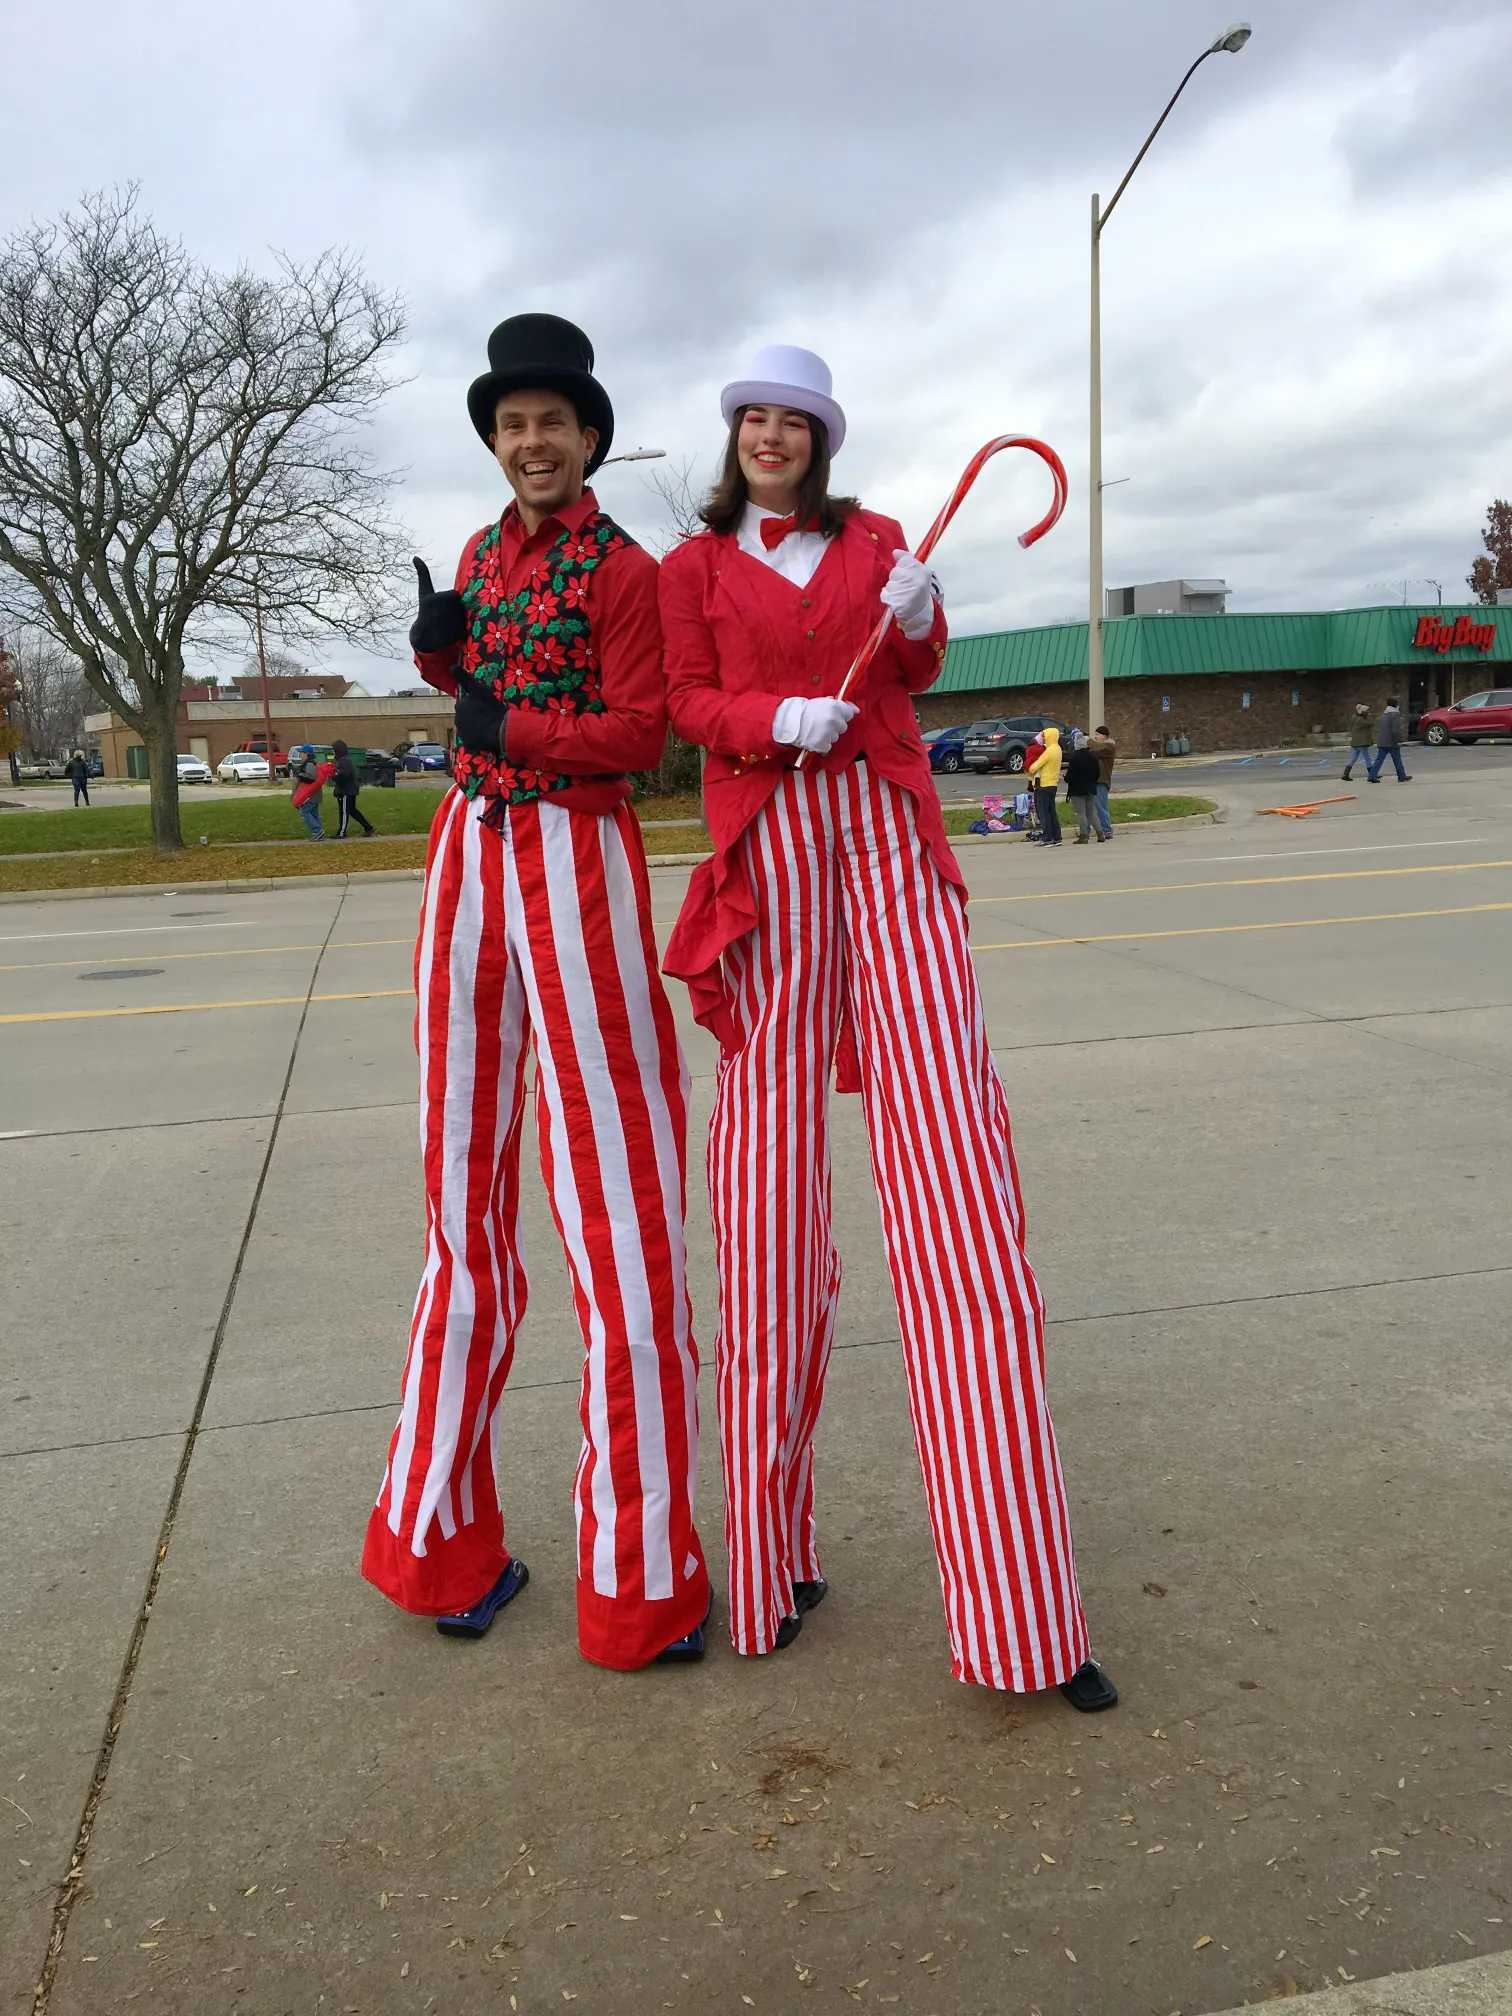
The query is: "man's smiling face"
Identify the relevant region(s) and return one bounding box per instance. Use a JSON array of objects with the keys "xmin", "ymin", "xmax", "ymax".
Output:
[{"xmin": 491, "ymin": 388, "xmax": 598, "ymax": 521}]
